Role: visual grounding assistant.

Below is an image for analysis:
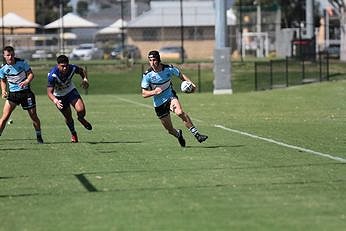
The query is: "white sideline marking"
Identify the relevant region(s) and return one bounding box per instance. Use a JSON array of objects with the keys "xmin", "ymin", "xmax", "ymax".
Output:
[
  {"xmin": 116, "ymin": 96, "xmax": 346, "ymax": 163},
  {"xmin": 117, "ymin": 97, "xmax": 152, "ymax": 109},
  {"xmin": 215, "ymin": 124, "xmax": 346, "ymax": 163}
]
